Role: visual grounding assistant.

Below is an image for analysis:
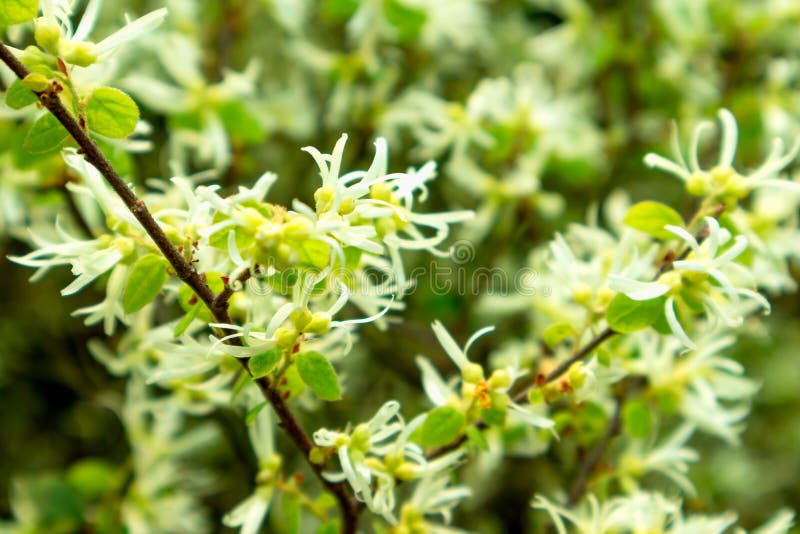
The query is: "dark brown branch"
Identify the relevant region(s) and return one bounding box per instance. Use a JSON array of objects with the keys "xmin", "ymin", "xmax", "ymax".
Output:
[
  {"xmin": 567, "ymin": 393, "xmax": 623, "ymax": 506},
  {"xmin": 567, "ymin": 375, "xmax": 646, "ymax": 505},
  {"xmin": 0, "ymin": 42, "xmax": 361, "ymax": 534},
  {"xmin": 212, "ymin": 268, "xmax": 253, "ymax": 317}
]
